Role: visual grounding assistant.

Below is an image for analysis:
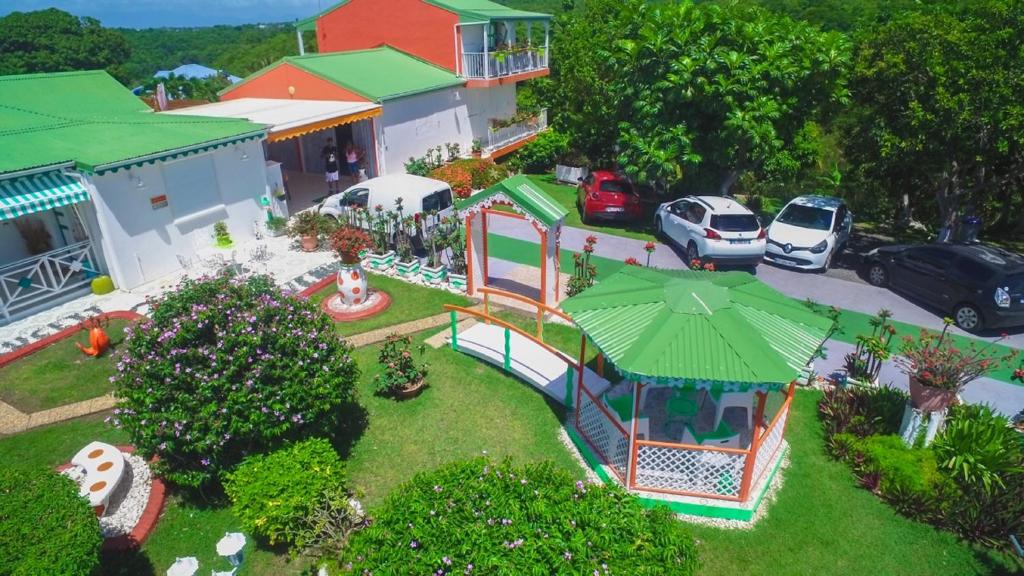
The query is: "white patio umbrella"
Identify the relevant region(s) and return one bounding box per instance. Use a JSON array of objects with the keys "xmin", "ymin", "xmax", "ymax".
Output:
[
  {"xmin": 166, "ymin": 556, "xmax": 199, "ymax": 576},
  {"xmin": 216, "ymin": 532, "xmax": 247, "ymax": 566}
]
